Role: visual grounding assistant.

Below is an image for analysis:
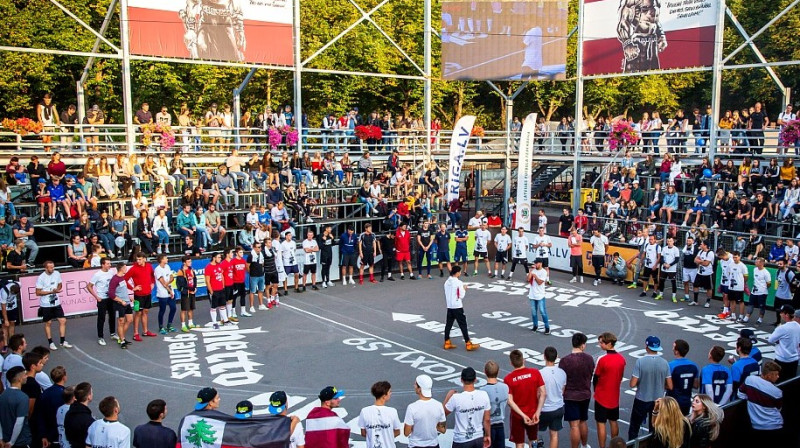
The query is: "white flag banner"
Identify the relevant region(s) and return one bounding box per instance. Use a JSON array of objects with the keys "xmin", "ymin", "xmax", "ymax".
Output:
[
  {"xmin": 515, "ymin": 113, "xmax": 538, "ymax": 231},
  {"xmin": 446, "ymin": 115, "xmax": 477, "ymax": 204}
]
